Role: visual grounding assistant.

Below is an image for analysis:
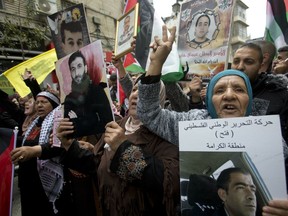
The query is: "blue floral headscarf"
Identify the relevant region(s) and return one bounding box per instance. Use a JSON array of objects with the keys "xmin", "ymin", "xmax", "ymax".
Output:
[{"xmin": 205, "ymin": 69, "xmax": 253, "ymax": 118}]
